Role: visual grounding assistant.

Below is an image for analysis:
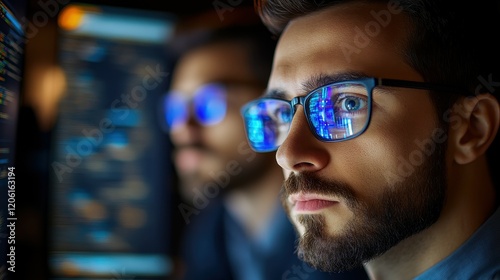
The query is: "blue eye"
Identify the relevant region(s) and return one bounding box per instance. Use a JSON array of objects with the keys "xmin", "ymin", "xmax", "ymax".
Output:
[
  {"xmin": 272, "ymin": 105, "xmax": 292, "ymax": 123},
  {"xmin": 340, "ymin": 96, "xmax": 366, "ymax": 112}
]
